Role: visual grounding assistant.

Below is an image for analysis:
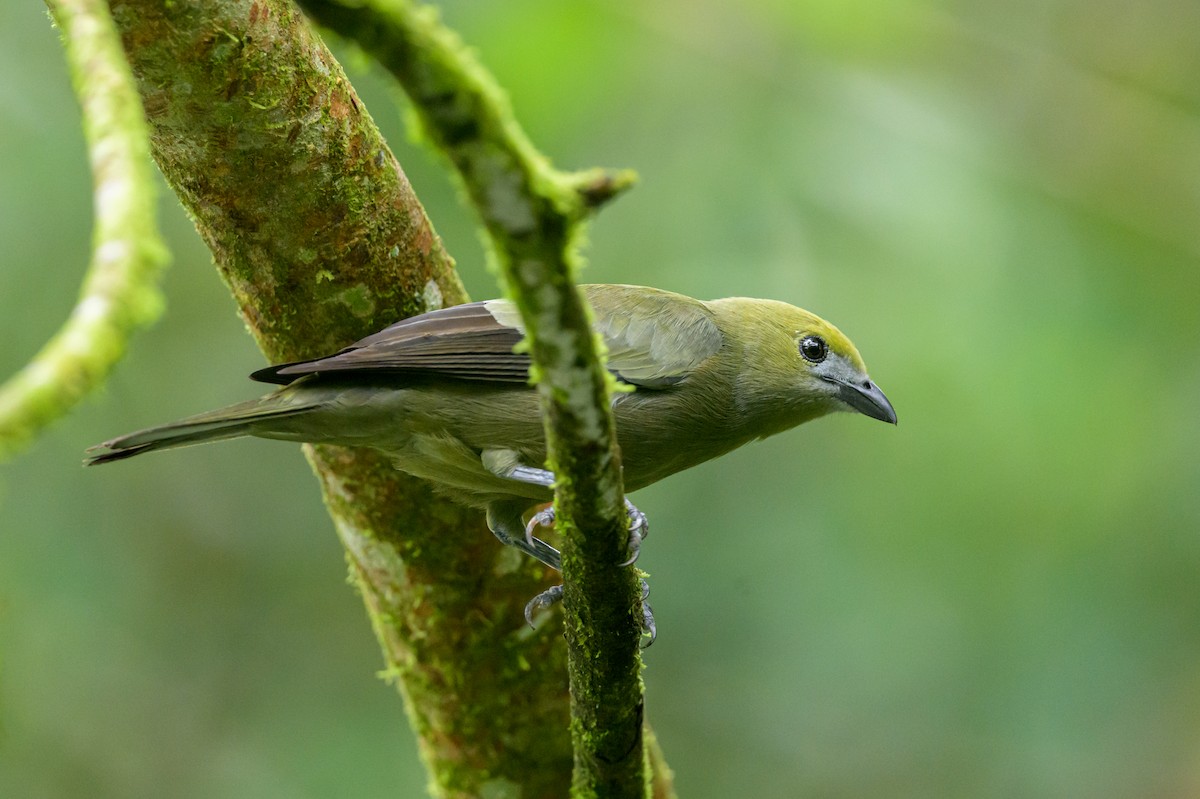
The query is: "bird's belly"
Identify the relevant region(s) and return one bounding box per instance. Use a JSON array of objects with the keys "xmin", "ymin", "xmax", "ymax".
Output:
[
  {"xmin": 389, "ymin": 432, "xmax": 552, "ymax": 507},
  {"xmin": 312, "ymin": 382, "xmax": 549, "ymax": 507},
  {"xmin": 241, "ymin": 382, "xmax": 536, "ymax": 504}
]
